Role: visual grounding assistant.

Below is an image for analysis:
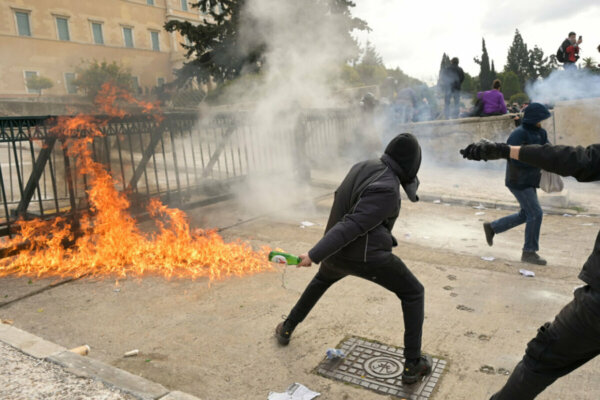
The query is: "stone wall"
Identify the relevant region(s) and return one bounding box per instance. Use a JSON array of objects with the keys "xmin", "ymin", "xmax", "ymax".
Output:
[{"xmin": 395, "ymin": 97, "xmax": 600, "ymax": 164}]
